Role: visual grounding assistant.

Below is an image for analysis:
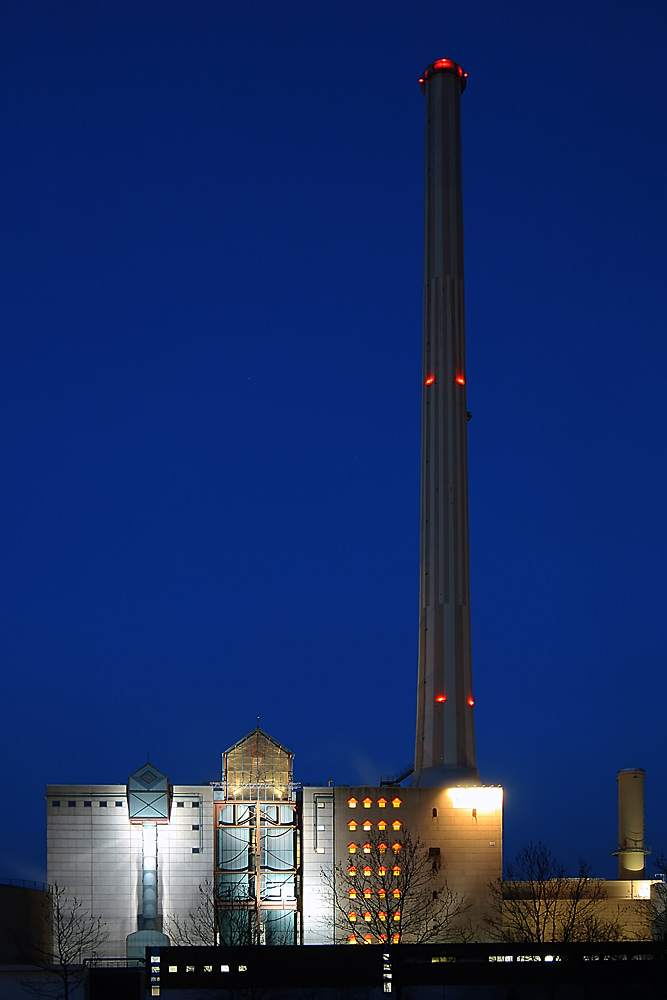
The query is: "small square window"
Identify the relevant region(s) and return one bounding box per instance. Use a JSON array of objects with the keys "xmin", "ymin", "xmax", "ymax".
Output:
[
  {"xmin": 168, "ymin": 966, "xmax": 177, "ymax": 973},
  {"xmin": 177, "ymin": 802, "xmax": 184, "ymax": 808},
  {"xmin": 192, "ymin": 847, "xmax": 200, "ymax": 854},
  {"xmin": 192, "ymin": 824, "xmax": 200, "ymax": 831},
  {"xmin": 317, "ymin": 801, "xmax": 325, "ymax": 808},
  {"xmin": 99, "ymin": 801, "xmax": 107, "ymax": 807},
  {"xmin": 84, "ymin": 801, "xmax": 91, "ymax": 807},
  {"xmin": 68, "ymin": 801, "xmax": 76, "ymax": 807},
  {"xmin": 115, "ymin": 801, "xmax": 123, "ymax": 807},
  {"xmin": 51, "ymin": 801, "xmax": 60, "ymax": 807},
  {"xmin": 192, "ymin": 801, "xmax": 199, "ymax": 808},
  {"xmin": 221, "ymin": 965, "xmax": 230, "ymax": 972},
  {"xmin": 317, "ymin": 824, "xmax": 325, "ymax": 831},
  {"xmin": 315, "ymin": 847, "xmax": 325, "ymax": 854}
]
